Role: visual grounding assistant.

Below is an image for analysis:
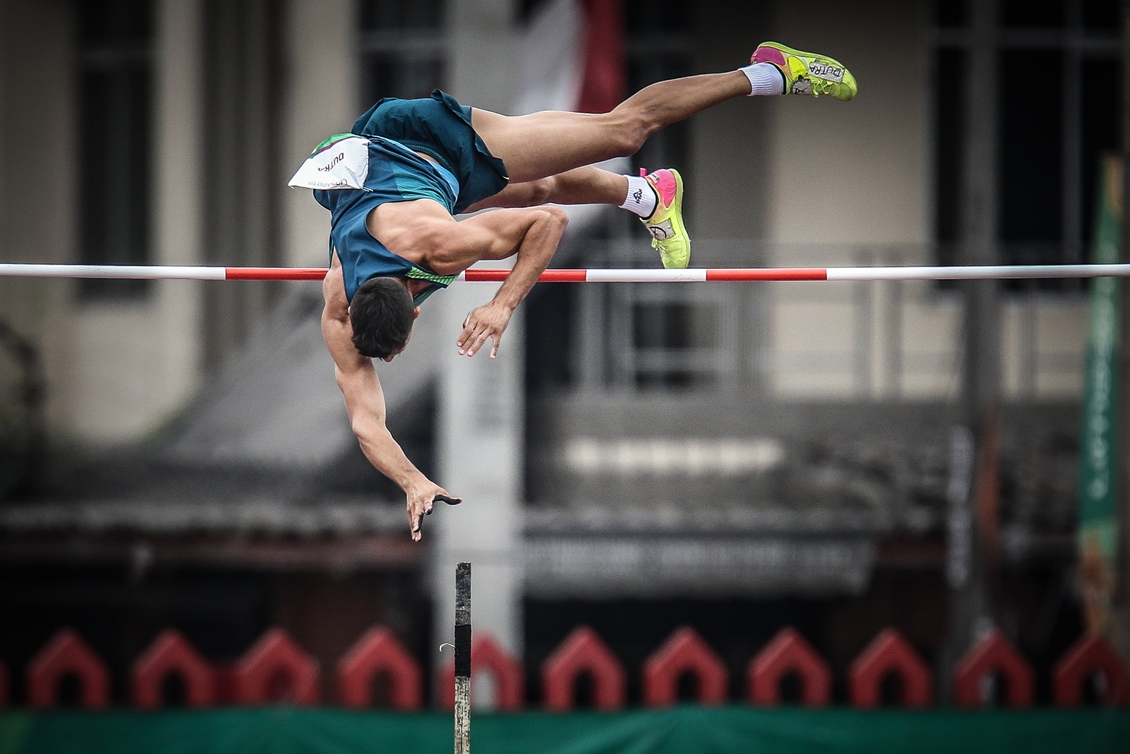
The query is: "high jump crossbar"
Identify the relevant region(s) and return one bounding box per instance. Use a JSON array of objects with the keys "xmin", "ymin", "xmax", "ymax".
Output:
[{"xmin": 4, "ymin": 263, "xmax": 1130, "ymax": 282}]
